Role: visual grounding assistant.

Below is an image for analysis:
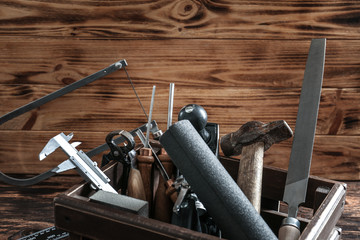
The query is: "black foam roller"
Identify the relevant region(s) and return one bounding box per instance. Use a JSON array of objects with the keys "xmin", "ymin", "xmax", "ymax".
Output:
[{"xmin": 160, "ymin": 120, "xmax": 277, "ymax": 240}]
